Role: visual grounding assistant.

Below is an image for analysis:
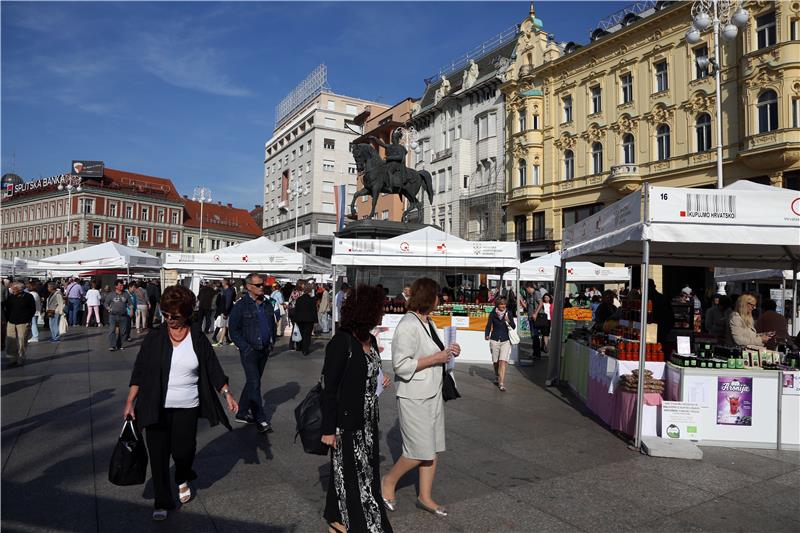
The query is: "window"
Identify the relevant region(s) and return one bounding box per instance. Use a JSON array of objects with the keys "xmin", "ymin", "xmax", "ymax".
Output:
[
  {"xmin": 381, "ymin": 210, "xmax": 389, "ymax": 220},
  {"xmin": 324, "ymin": 138, "xmax": 335, "ymax": 150},
  {"xmin": 621, "ymin": 73, "xmax": 633, "ymax": 104},
  {"xmin": 592, "ymin": 142, "xmax": 603, "ymax": 174},
  {"xmin": 564, "ymin": 150, "xmax": 574, "ymax": 180},
  {"xmin": 140, "ymin": 229, "xmax": 149, "ymax": 242},
  {"xmin": 123, "ymin": 226, "xmax": 133, "ymax": 238},
  {"xmin": 322, "ymin": 181, "xmax": 334, "ymax": 193},
  {"xmin": 455, "ymin": 125, "xmax": 462, "ymax": 139},
  {"xmin": 187, "ymin": 236, "xmax": 194, "ymax": 249},
  {"xmin": 694, "ymin": 46, "xmax": 709, "ymax": 79},
  {"xmin": 171, "ymin": 232, "xmax": 179, "ymax": 245},
  {"xmin": 591, "ymin": 86, "xmax": 602, "ymax": 114},
  {"xmin": 563, "ymin": 95, "xmax": 573, "ymax": 123},
  {"xmin": 108, "ymin": 226, "xmax": 117, "ymax": 239},
  {"xmin": 532, "ymin": 212, "xmax": 545, "ymax": 240},
  {"xmin": 532, "ymin": 164, "xmax": 540, "ymax": 185},
  {"xmin": 791, "ymin": 18, "xmax": 799, "ymax": 40},
  {"xmin": 756, "ymin": 11, "xmax": 776, "ymax": 49},
  {"xmin": 327, "ymin": 100, "xmax": 336, "ymax": 111},
  {"xmin": 532, "ymin": 114, "xmax": 539, "ymax": 130},
  {"xmin": 438, "ymin": 170, "xmax": 446, "ymax": 193},
  {"xmin": 793, "ymin": 97, "xmax": 800, "ymax": 128},
  {"xmin": 622, "ymin": 133, "xmax": 635, "ymax": 164},
  {"xmin": 518, "ymin": 159, "xmax": 527, "ymax": 187},
  {"xmin": 109, "ymin": 203, "xmax": 118, "ymax": 217},
  {"xmin": 655, "ymin": 61, "xmax": 668, "ymax": 92},
  {"xmin": 518, "ymin": 109, "xmax": 526, "ymax": 132},
  {"xmin": 514, "ymin": 215, "xmax": 527, "ymax": 242},
  {"xmin": 346, "ymin": 104, "xmax": 357, "ymax": 115},
  {"xmin": 290, "ymin": 150, "xmax": 295, "ymax": 161},
  {"xmin": 446, "ymin": 167, "xmax": 452, "ymax": 191},
  {"xmin": 758, "ymin": 90, "xmax": 778, "ymax": 133},
  {"xmin": 323, "ymin": 160, "xmax": 335, "ymax": 172},
  {"xmin": 463, "ymin": 174, "xmax": 469, "ymax": 189},
  {"xmin": 298, "ymin": 145, "xmax": 304, "ymax": 156},
  {"xmin": 140, "ymin": 206, "xmax": 149, "ymax": 221},
  {"xmin": 156, "ymin": 230, "xmax": 164, "ymax": 243},
  {"xmin": 348, "ymin": 163, "xmax": 357, "ymax": 175},
  {"xmin": 82, "ymin": 199, "xmax": 94, "ymax": 214},
  {"xmin": 322, "ymin": 202, "xmax": 335, "ymax": 214},
  {"xmin": 157, "ymin": 209, "xmax": 165, "ymax": 223},
  {"xmin": 324, "ymin": 117, "xmax": 336, "ymax": 128},
  {"xmin": 563, "ymin": 203, "xmax": 604, "ymax": 228},
  {"xmin": 696, "ymin": 113, "xmax": 712, "ymax": 152},
  {"xmin": 656, "ymin": 124, "xmax": 671, "ymax": 161},
  {"xmin": 171, "ymin": 211, "xmax": 179, "ymax": 224}
]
